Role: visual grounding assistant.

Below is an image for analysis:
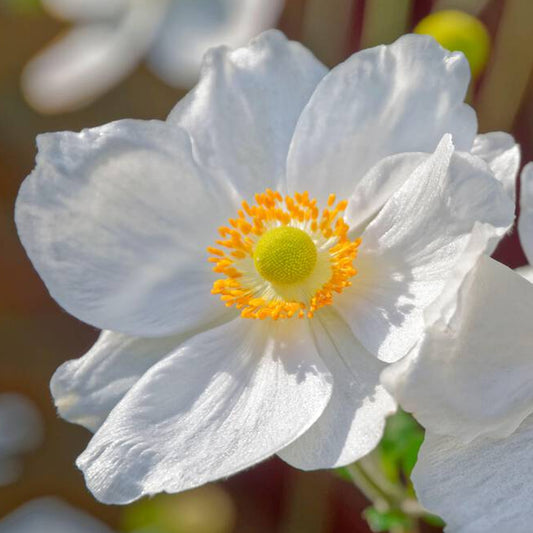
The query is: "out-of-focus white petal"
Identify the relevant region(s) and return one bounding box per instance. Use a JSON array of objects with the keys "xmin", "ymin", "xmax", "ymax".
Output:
[
  {"xmin": 336, "ymin": 136, "xmax": 513, "ymax": 363},
  {"xmin": 288, "ymin": 34, "xmax": 476, "ymax": 204},
  {"xmin": 0, "ymin": 459, "xmax": 20, "ymax": 488},
  {"xmin": 168, "ymin": 30, "xmax": 327, "ymax": 200},
  {"xmin": 0, "ymin": 394, "xmax": 42, "ymax": 457},
  {"xmin": 41, "ymin": 0, "xmax": 128, "ymax": 21},
  {"xmin": 22, "ymin": 1, "xmax": 166, "ymax": 113},
  {"xmin": 148, "ymin": 0, "xmax": 285, "ymax": 87},
  {"xmin": 519, "ymin": 162, "xmax": 533, "ymax": 264},
  {"xmin": 0, "ymin": 394, "xmax": 43, "ymax": 486},
  {"xmin": 0, "ymin": 498, "xmax": 114, "ymax": 533},
  {"xmin": 77, "ymin": 318, "xmax": 332, "ymax": 504},
  {"xmin": 383, "ymin": 256, "xmax": 533, "ymax": 442},
  {"xmin": 51, "ymin": 331, "xmax": 190, "ymax": 432},
  {"xmin": 413, "ymin": 416, "xmax": 533, "ymax": 533},
  {"xmin": 16, "ymin": 119, "xmax": 237, "ymax": 337},
  {"xmin": 471, "ymin": 132, "xmax": 520, "ymax": 203},
  {"xmin": 278, "ymin": 309, "xmax": 396, "ymax": 469}
]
